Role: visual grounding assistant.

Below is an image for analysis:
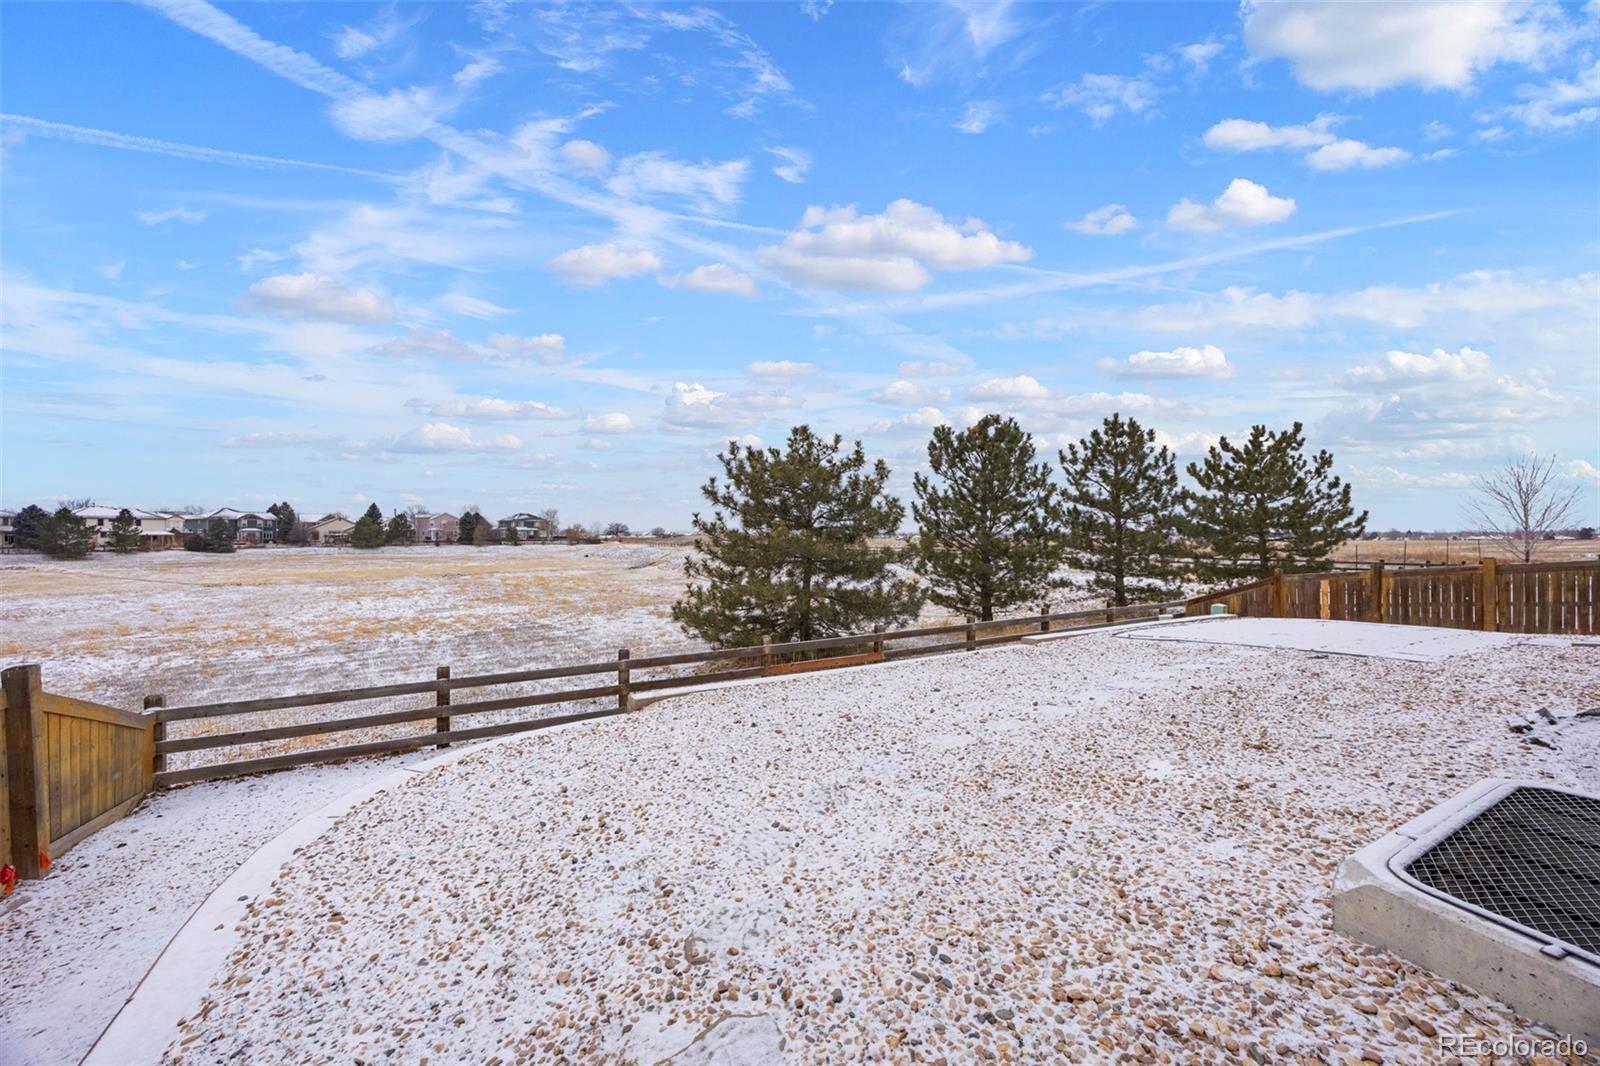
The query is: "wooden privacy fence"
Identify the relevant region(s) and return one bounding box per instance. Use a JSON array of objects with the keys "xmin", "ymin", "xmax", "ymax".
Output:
[
  {"xmin": 3, "ymin": 664, "xmax": 155, "ymax": 880},
  {"xmin": 2, "ymin": 599, "xmax": 1182, "ymax": 879},
  {"xmin": 1186, "ymin": 559, "xmax": 1598, "ymax": 634}
]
